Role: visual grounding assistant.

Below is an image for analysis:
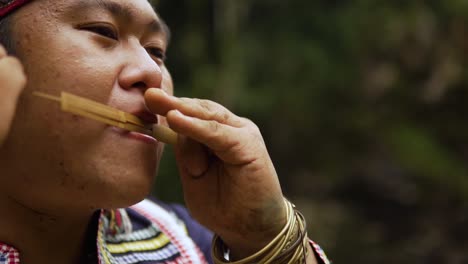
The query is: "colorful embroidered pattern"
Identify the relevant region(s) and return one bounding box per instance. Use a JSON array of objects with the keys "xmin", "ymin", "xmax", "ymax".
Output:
[
  {"xmin": 310, "ymin": 240, "xmax": 331, "ymax": 264},
  {"xmin": 0, "ymin": 244, "xmax": 19, "ymax": 264},
  {"xmin": 96, "ymin": 199, "xmax": 208, "ymax": 264},
  {"xmin": 0, "ymin": 199, "xmax": 330, "ymax": 264},
  {"xmin": 130, "ymin": 200, "xmax": 208, "ymax": 264}
]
